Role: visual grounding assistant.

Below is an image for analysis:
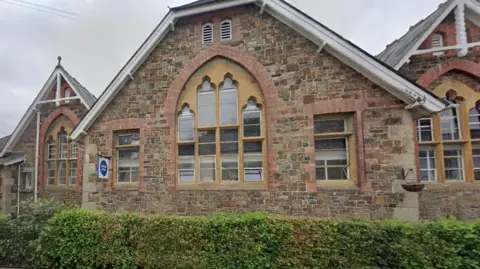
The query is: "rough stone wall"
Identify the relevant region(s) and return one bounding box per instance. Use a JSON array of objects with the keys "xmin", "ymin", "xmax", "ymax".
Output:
[{"xmin": 81, "ymin": 5, "xmax": 419, "ymax": 220}]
